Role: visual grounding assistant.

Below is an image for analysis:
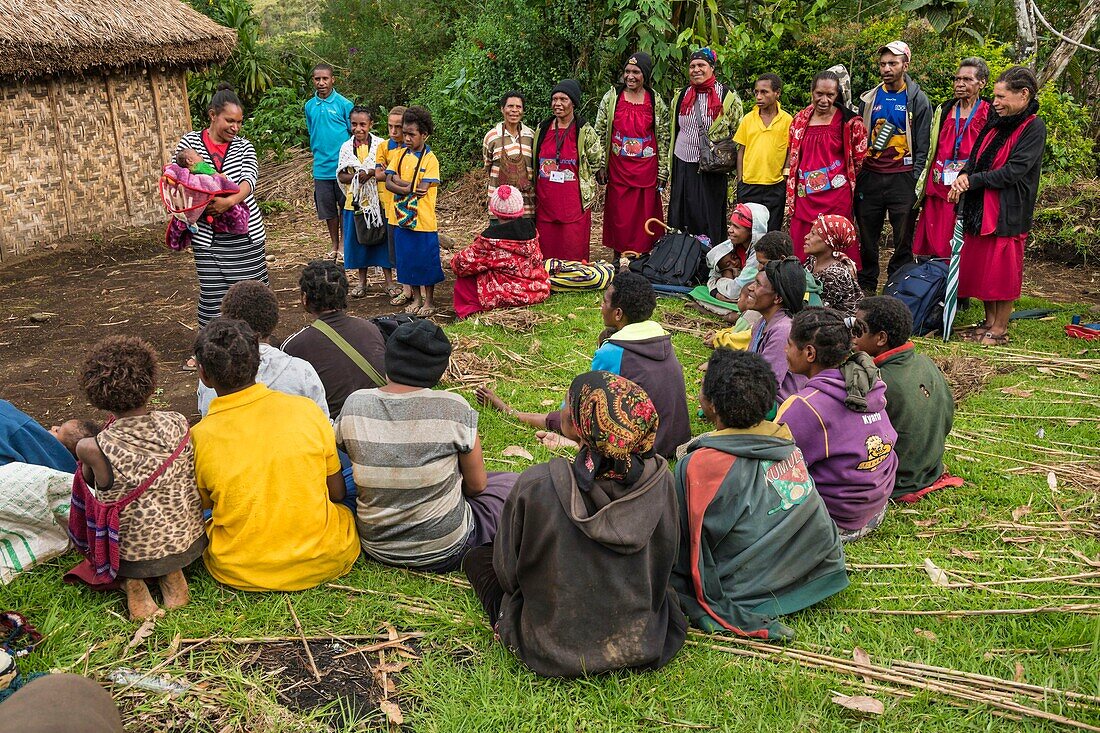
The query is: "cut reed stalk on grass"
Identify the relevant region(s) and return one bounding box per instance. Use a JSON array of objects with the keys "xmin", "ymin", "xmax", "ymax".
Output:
[
  {"xmin": 834, "ymin": 603, "xmax": 1100, "ymax": 616},
  {"xmin": 286, "ymin": 597, "xmax": 321, "ymax": 683},
  {"xmin": 685, "ymin": 635, "xmax": 1100, "ymax": 731}
]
